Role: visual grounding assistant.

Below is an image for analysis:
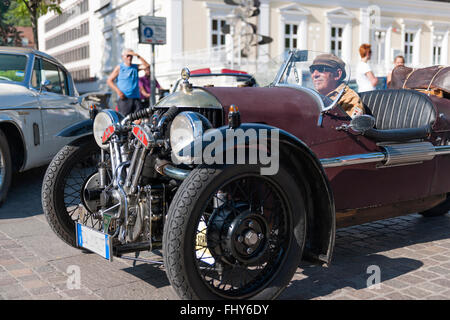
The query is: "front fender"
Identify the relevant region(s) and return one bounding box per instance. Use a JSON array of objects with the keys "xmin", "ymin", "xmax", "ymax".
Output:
[
  {"xmin": 56, "ymin": 119, "xmax": 93, "ymax": 138},
  {"xmin": 179, "ymin": 123, "xmax": 336, "ymax": 265}
]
